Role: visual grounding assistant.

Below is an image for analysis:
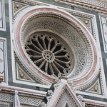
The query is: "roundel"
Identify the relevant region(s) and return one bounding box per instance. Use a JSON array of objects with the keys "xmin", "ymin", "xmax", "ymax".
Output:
[{"xmin": 14, "ymin": 6, "xmax": 98, "ymax": 89}]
